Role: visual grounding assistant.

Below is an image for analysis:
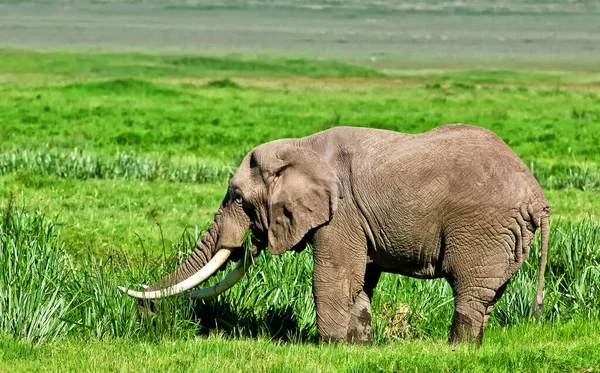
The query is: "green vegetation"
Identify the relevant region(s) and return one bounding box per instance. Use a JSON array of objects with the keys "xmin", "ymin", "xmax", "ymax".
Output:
[
  {"xmin": 2, "ymin": 320, "xmax": 600, "ymax": 372},
  {"xmin": 0, "ymin": 49, "xmax": 383, "ymax": 80},
  {"xmin": 0, "ymin": 47, "xmax": 599, "ymax": 371},
  {"xmin": 2, "ymin": 50, "xmax": 600, "ymax": 165},
  {"xmin": 1, "ymin": 199, "xmax": 600, "ymax": 371}
]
